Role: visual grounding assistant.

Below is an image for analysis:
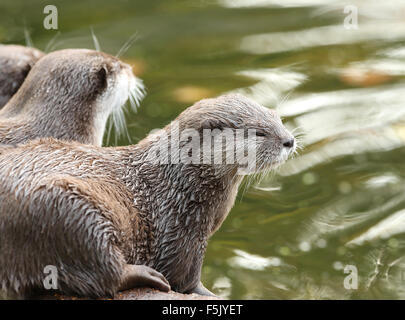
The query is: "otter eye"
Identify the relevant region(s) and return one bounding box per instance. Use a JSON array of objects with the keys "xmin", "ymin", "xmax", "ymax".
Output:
[
  {"xmin": 201, "ymin": 119, "xmax": 225, "ymax": 131},
  {"xmin": 255, "ymin": 131, "xmax": 266, "ymax": 137}
]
